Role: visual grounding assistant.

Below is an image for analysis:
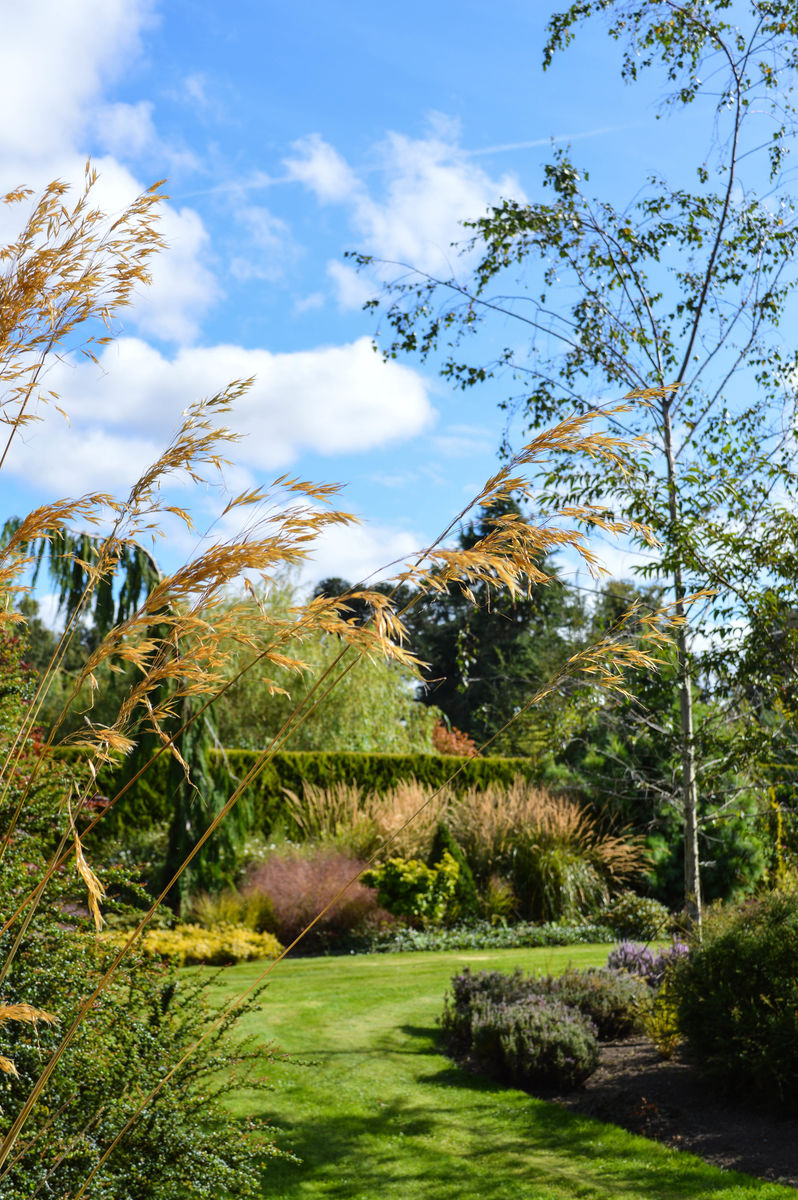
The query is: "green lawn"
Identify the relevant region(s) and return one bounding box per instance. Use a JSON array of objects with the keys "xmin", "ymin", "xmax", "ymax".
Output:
[{"xmin": 205, "ymin": 947, "xmax": 791, "ymax": 1200}]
